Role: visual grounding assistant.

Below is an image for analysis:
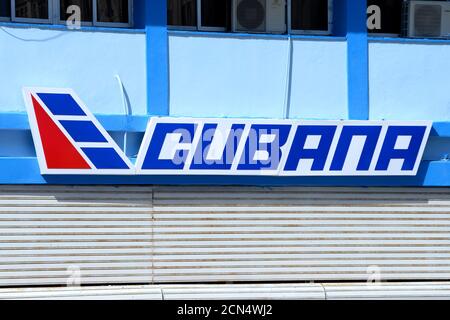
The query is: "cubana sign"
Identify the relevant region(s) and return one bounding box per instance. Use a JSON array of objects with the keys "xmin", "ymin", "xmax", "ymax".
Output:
[{"xmin": 24, "ymin": 88, "xmax": 432, "ymax": 176}]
